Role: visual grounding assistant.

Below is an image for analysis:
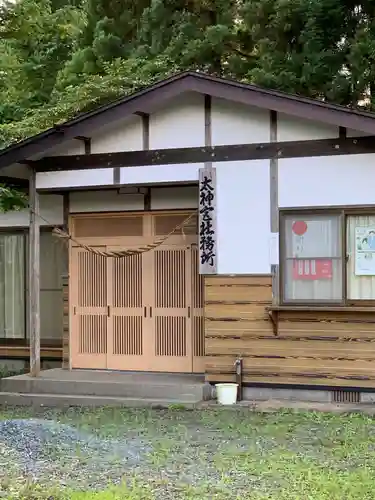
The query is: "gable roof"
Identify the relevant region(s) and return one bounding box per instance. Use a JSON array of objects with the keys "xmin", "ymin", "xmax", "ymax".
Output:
[{"xmin": 1, "ymin": 70, "xmax": 375, "ymax": 169}]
